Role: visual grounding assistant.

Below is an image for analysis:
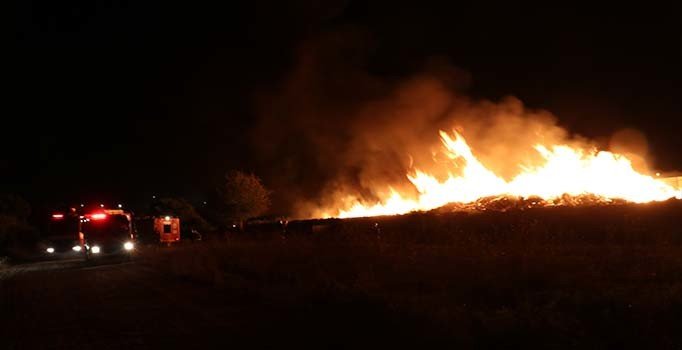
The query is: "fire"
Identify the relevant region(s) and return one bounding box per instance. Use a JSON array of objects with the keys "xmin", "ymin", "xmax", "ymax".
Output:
[{"xmin": 320, "ymin": 130, "xmax": 681, "ymax": 218}]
